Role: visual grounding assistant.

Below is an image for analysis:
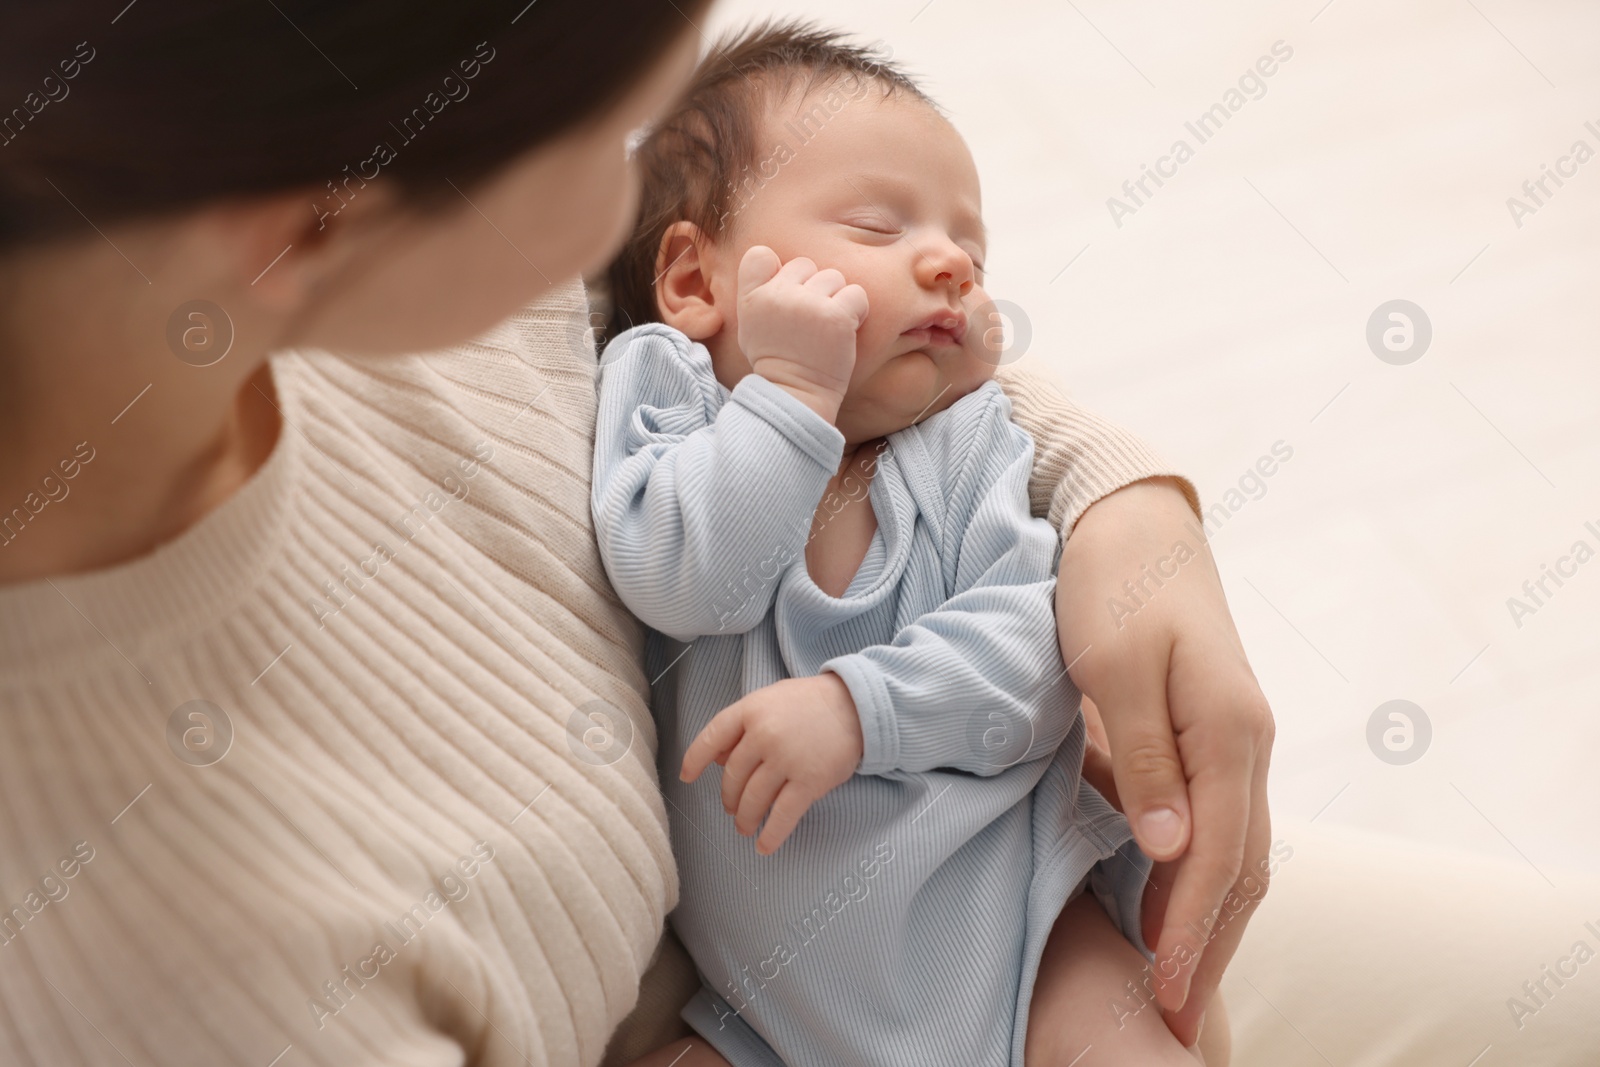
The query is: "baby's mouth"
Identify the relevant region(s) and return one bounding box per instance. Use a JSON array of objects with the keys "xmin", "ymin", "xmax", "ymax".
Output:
[
  {"xmin": 902, "ymin": 326, "xmax": 963, "ymax": 349},
  {"xmin": 902, "ymin": 311, "xmax": 968, "ymax": 349}
]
